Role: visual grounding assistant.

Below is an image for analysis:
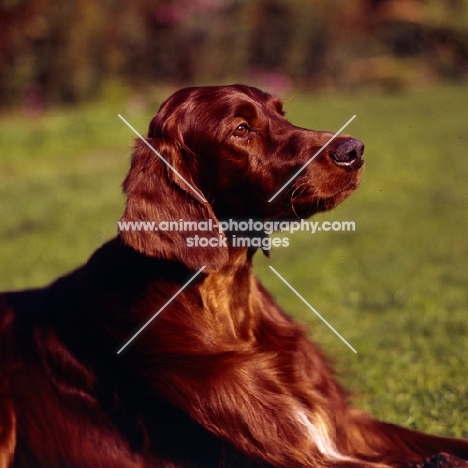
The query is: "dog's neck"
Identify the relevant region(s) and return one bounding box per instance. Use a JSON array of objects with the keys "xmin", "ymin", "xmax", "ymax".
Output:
[
  {"xmin": 42, "ymin": 239, "xmax": 261, "ymax": 367},
  {"xmin": 196, "ymin": 247, "xmax": 258, "ymax": 343}
]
